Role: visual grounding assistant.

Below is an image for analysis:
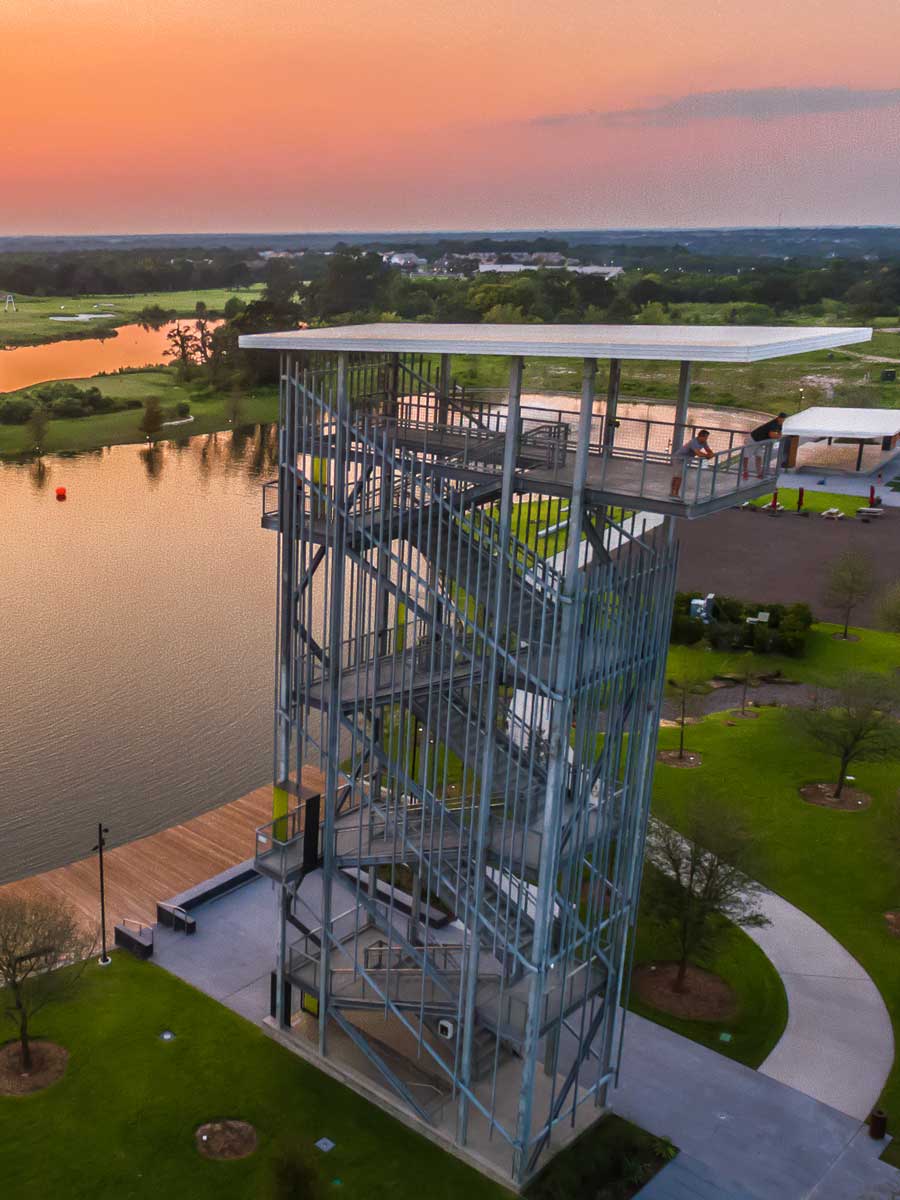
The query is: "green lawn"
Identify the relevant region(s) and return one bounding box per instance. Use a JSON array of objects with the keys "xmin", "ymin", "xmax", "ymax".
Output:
[
  {"xmin": 630, "ymin": 868, "xmax": 788, "ymax": 1068},
  {"xmin": 1, "ymin": 953, "xmax": 671, "ymax": 1199},
  {"xmin": 667, "ymin": 622, "xmax": 900, "ymax": 687},
  {"xmin": 0, "ymin": 368, "xmax": 279, "ymax": 458},
  {"xmin": 749, "ymin": 489, "xmax": 874, "ymax": 517},
  {"xmin": 0, "ymin": 287, "xmax": 263, "ymax": 348},
  {"xmin": 651, "ymin": 707, "xmax": 900, "ymax": 1161},
  {"xmin": 0, "ymin": 953, "xmax": 506, "ymax": 1200}
]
